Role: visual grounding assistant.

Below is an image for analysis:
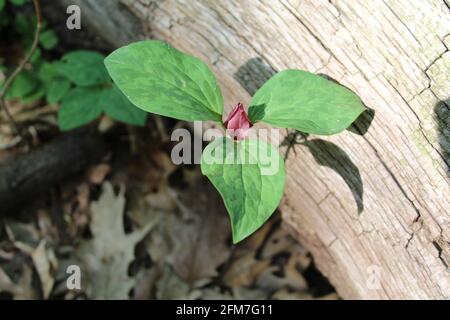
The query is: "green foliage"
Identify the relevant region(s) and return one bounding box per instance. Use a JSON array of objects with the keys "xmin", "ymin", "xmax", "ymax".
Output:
[
  {"xmin": 10, "ymin": 0, "xmax": 28, "ymax": 5},
  {"xmin": 104, "ymin": 40, "xmax": 224, "ymax": 122},
  {"xmin": 201, "ymin": 137, "xmax": 285, "ymax": 243},
  {"xmin": 33, "ymin": 50, "xmax": 147, "ymax": 129},
  {"xmin": 249, "ymin": 70, "xmax": 366, "ymax": 135},
  {"xmin": 101, "ymin": 84, "xmax": 147, "ymax": 127},
  {"xmin": 5, "ymin": 71, "xmax": 39, "ymax": 99},
  {"xmin": 46, "ymin": 78, "xmax": 70, "ymax": 104},
  {"xmin": 54, "ymin": 51, "xmax": 110, "ymax": 86},
  {"xmin": 58, "ymin": 87, "xmax": 104, "ymax": 131},
  {"xmin": 57, "ymin": 84, "xmax": 147, "ymax": 131},
  {"xmin": 0, "ymin": 4, "xmax": 146, "ymax": 130},
  {"xmin": 39, "ymin": 30, "xmax": 58, "ymax": 50},
  {"xmin": 4, "ymin": 10, "xmax": 366, "ymax": 243},
  {"xmin": 106, "ymin": 40, "xmax": 368, "ymax": 242}
]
